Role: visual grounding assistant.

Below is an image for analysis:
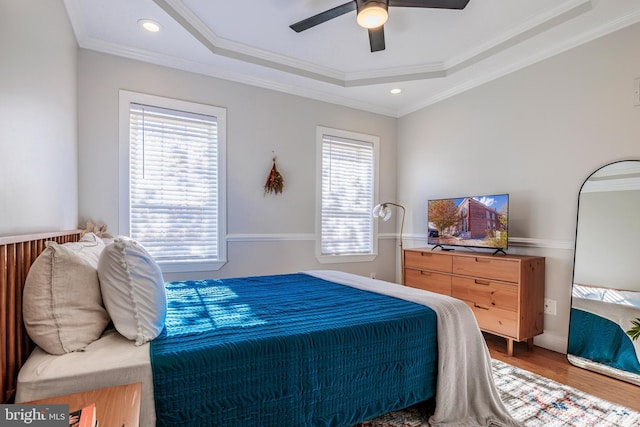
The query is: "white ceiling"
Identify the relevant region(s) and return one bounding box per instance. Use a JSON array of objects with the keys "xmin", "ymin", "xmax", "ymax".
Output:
[{"xmin": 64, "ymin": 0, "xmax": 640, "ymax": 117}]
